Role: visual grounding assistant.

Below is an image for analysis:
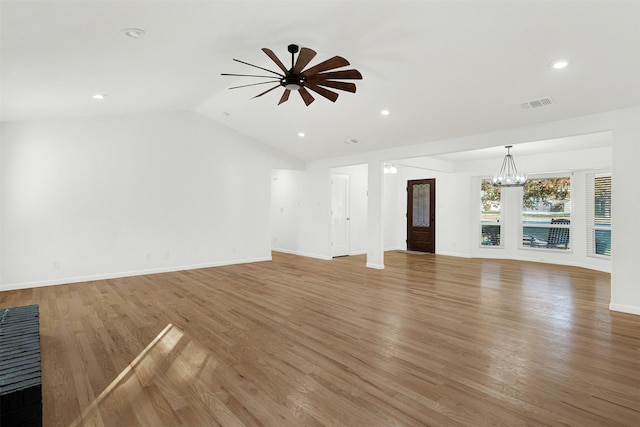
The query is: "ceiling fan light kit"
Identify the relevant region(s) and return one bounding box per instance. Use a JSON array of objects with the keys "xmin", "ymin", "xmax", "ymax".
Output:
[
  {"xmin": 281, "ymin": 74, "xmax": 305, "ymax": 91},
  {"xmin": 222, "ymin": 44, "xmax": 362, "ymax": 106}
]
